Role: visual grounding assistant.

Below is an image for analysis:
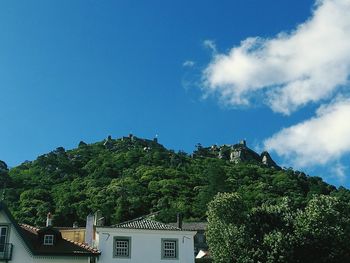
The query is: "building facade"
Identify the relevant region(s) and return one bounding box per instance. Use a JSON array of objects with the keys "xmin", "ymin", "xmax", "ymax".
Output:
[{"xmin": 95, "ymin": 217, "xmax": 196, "ymax": 263}]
